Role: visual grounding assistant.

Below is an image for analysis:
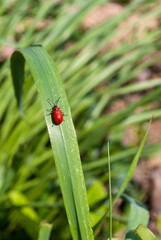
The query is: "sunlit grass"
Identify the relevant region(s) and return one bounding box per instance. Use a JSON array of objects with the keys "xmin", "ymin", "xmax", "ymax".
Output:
[{"xmin": 0, "ymin": 0, "xmax": 161, "ymax": 239}]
